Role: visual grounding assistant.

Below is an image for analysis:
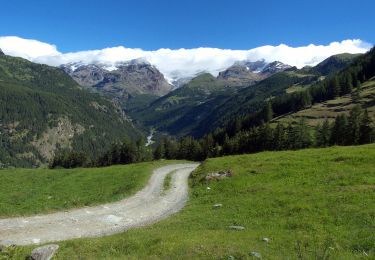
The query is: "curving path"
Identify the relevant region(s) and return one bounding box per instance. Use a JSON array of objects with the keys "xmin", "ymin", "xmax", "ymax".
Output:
[{"xmin": 0, "ymin": 163, "xmax": 199, "ymax": 245}]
